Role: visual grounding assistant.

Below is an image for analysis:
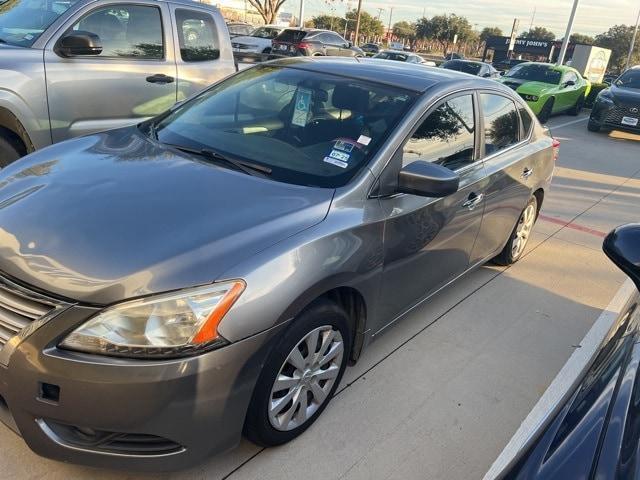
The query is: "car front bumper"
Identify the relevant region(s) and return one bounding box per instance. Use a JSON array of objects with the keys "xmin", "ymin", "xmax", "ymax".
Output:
[
  {"xmin": 0, "ymin": 304, "xmax": 284, "ymax": 471},
  {"xmin": 590, "ymin": 99, "xmax": 640, "ymax": 132}
]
